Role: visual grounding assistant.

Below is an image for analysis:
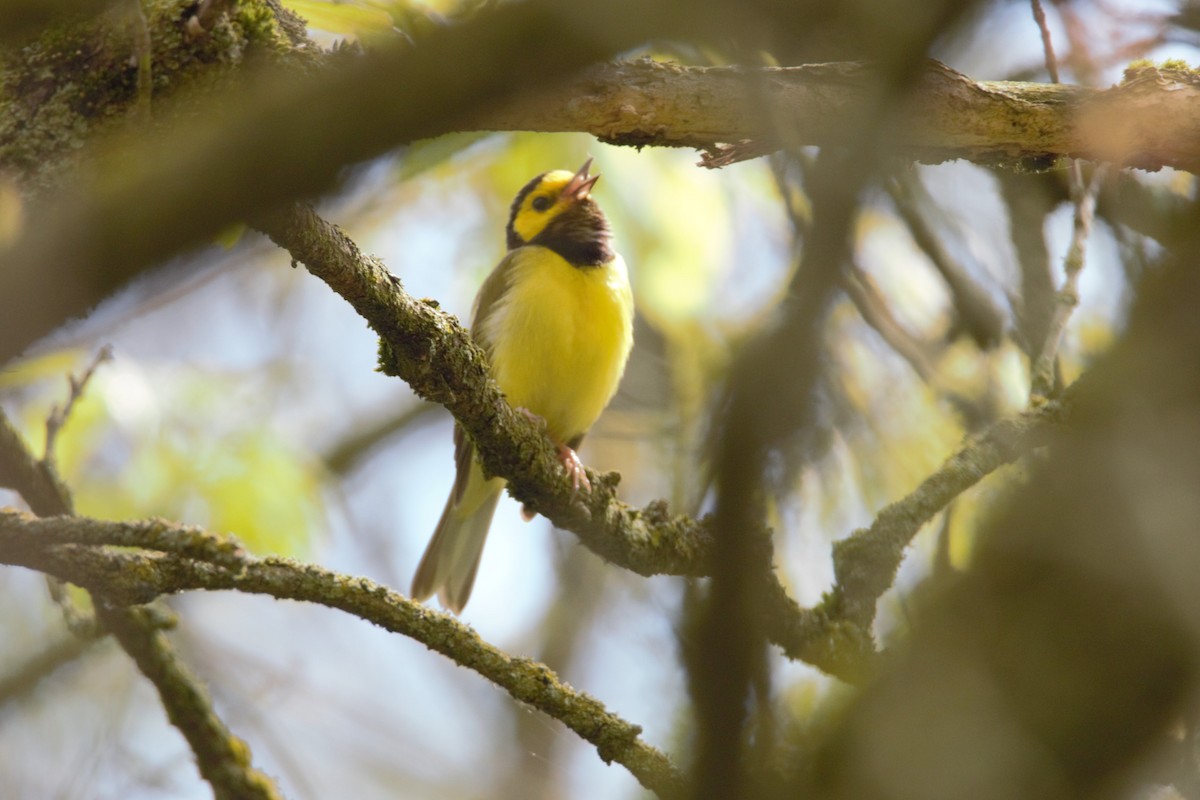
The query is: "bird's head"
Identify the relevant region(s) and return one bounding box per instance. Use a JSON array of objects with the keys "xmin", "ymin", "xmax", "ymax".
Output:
[{"xmin": 505, "ymin": 159, "xmax": 612, "ymax": 265}]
